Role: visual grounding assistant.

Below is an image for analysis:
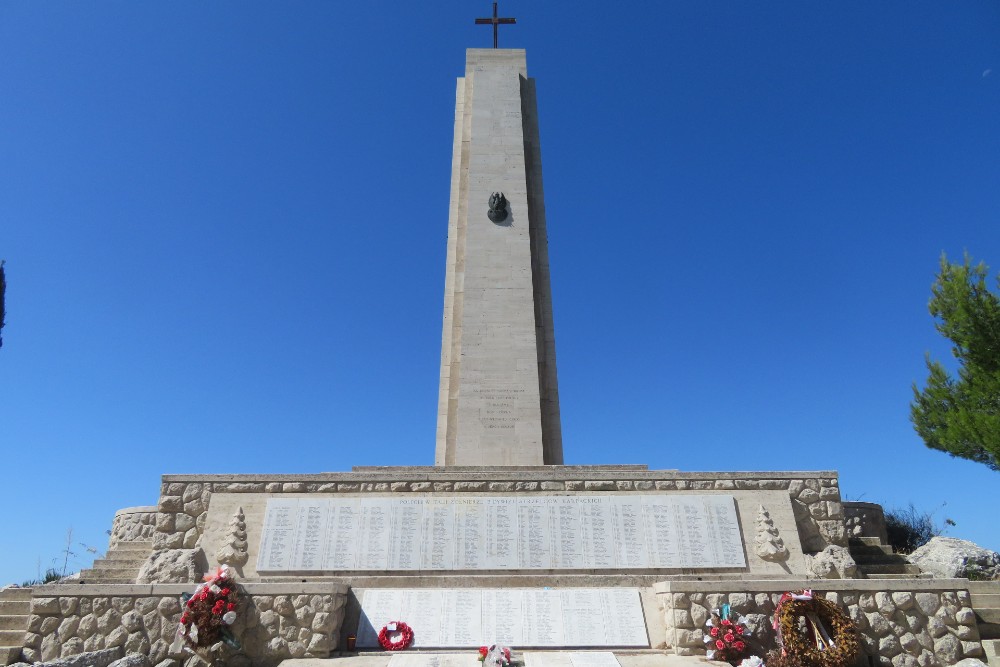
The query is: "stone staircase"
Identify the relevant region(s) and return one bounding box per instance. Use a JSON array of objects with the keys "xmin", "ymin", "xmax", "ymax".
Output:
[
  {"xmin": 848, "ymin": 537, "xmax": 924, "ymax": 578},
  {"xmin": 970, "ymin": 580, "xmax": 1000, "ymax": 667},
  {"xmin": 0, "ymin": 587, "xmax": 31, "ymax": 665},
  {"xmin": 76, "ymin": 540, "xmax": 152, "ymax": 584}
]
